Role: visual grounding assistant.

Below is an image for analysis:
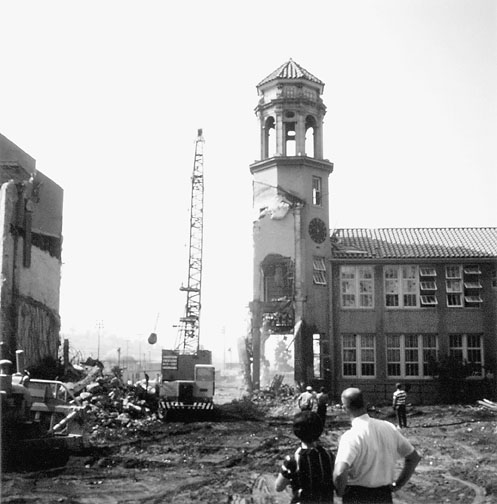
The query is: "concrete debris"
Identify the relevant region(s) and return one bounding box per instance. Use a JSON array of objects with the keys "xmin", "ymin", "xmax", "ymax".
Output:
[
  {"xmin": 478, "ymin": 398, "xmax": 497, "ymax": 411},
  {"xmin": 64, "ymin": 367, "xmax": 162, "ymax": 436}
]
